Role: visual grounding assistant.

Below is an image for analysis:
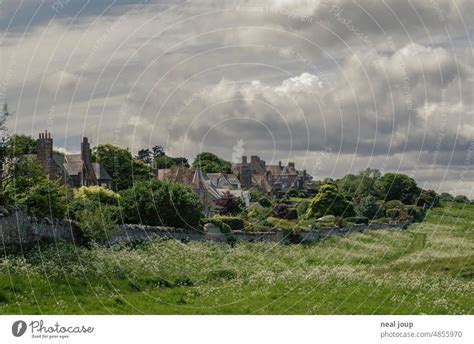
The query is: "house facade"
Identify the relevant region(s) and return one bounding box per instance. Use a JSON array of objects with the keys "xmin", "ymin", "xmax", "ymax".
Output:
[
  {"xmin": 233, "ymin": 155, "xmax": 311, "ymax": 197},
  {"xmin": 36, "ymin": 131, "xmax": 112, "ymax": 189}
]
